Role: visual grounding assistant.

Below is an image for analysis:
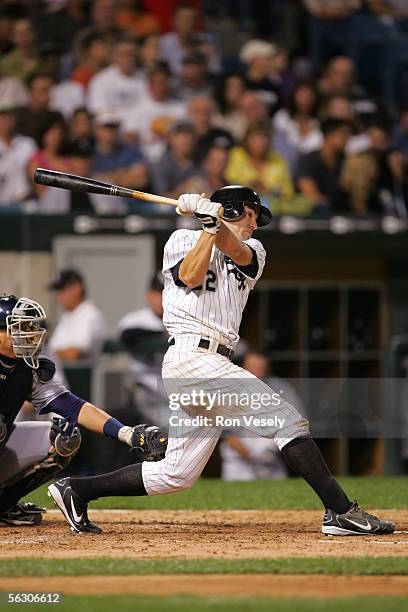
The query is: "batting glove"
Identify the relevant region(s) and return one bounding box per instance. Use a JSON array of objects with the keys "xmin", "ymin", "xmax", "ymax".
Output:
[
  {"xmin": 176, "ymin": 193, "xmax": 201, "ymax": 216},
  {"xmin": 194, "ymin": 198, "xmax": 223, "ymax": 234}
]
